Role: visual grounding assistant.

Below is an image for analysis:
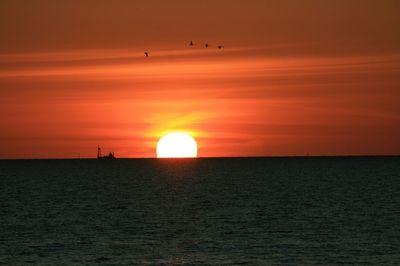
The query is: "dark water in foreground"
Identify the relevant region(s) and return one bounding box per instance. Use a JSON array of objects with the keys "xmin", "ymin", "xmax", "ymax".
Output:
[{"xmin": 1, "ymin": 157, "xmax": 400, "ymax": 265}]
